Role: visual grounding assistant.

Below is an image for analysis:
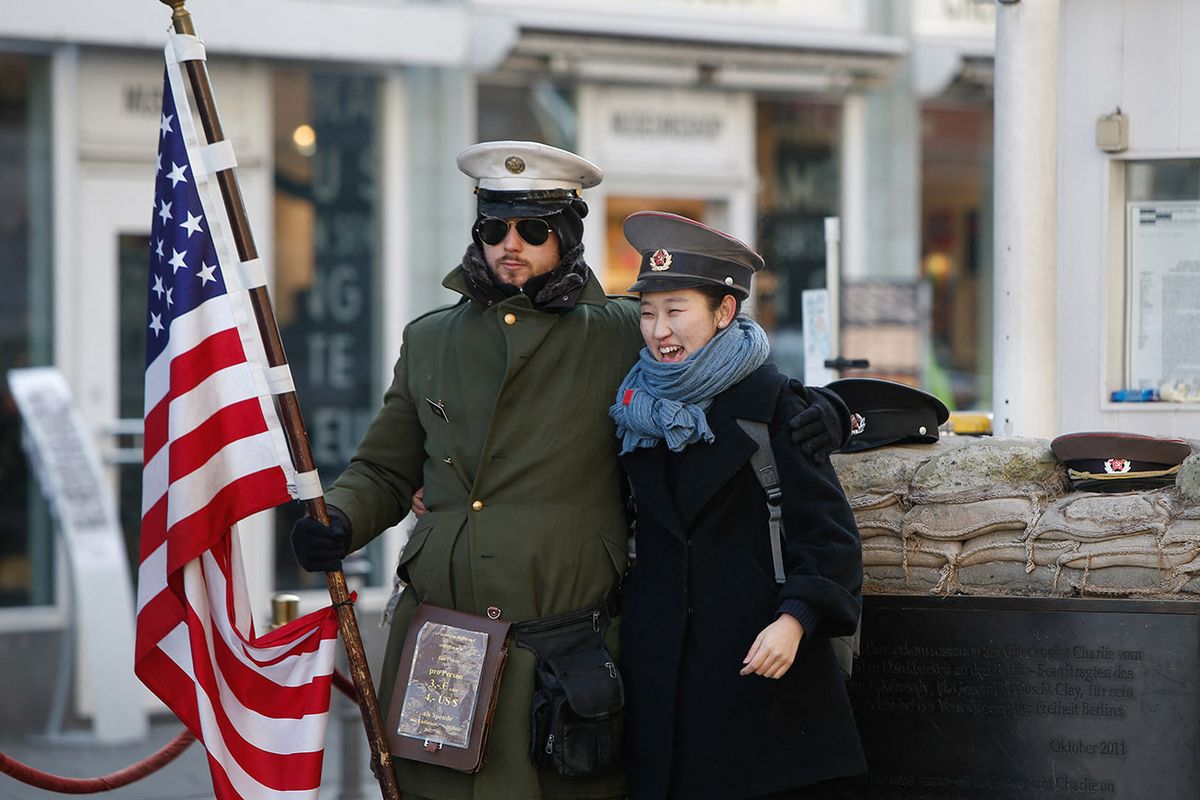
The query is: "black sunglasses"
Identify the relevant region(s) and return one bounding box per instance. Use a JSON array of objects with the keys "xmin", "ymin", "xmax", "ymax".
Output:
[{"xmin": 474, "ymin": 216, "xmax": 554, "ymax": 247}]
